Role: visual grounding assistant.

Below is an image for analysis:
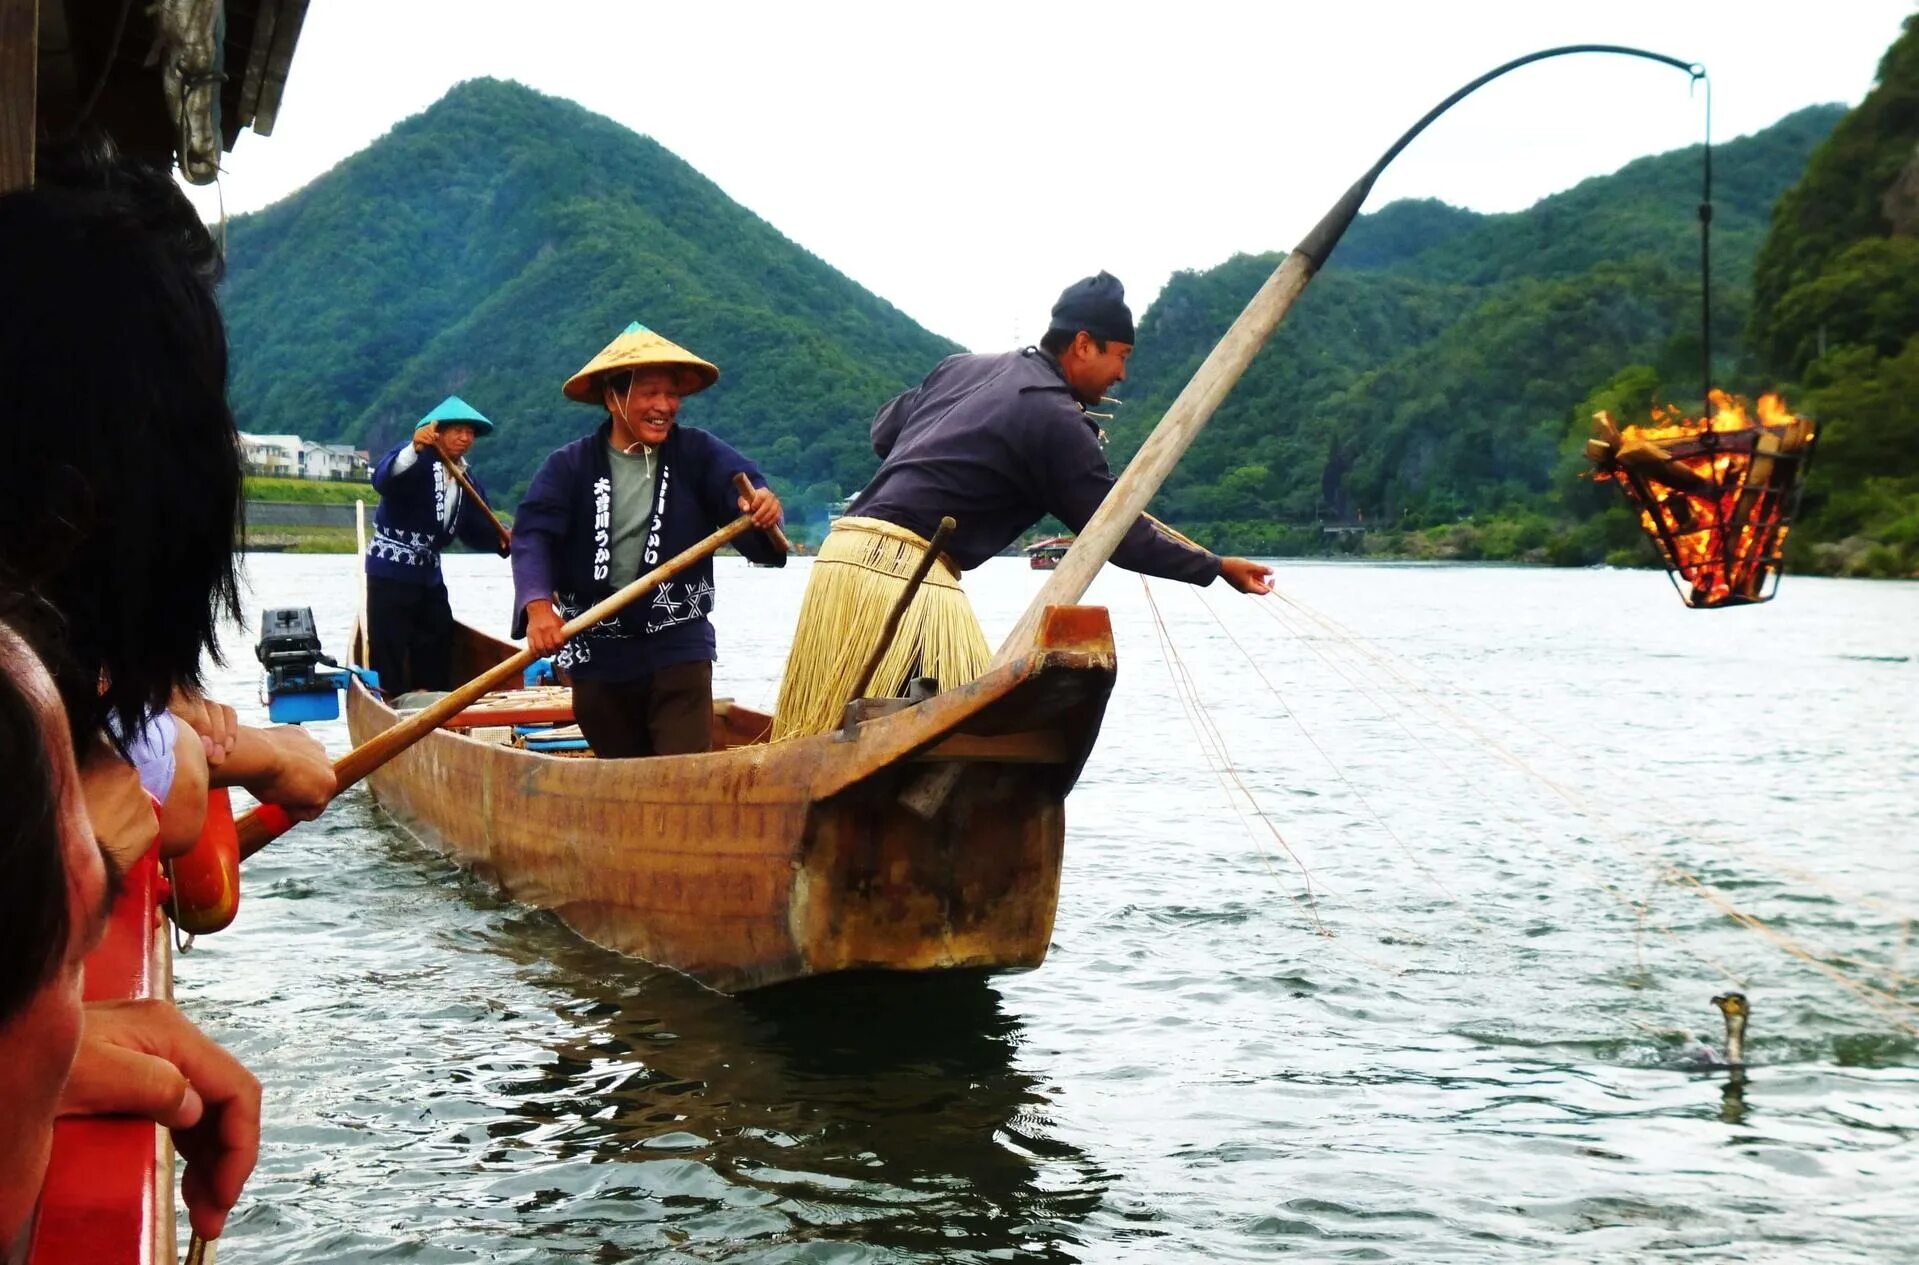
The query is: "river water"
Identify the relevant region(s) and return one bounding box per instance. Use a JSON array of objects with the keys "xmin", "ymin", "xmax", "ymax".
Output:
[{"xmin": 186, "ymin": 554, "xmax": 1918, "ymax": 1262}]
